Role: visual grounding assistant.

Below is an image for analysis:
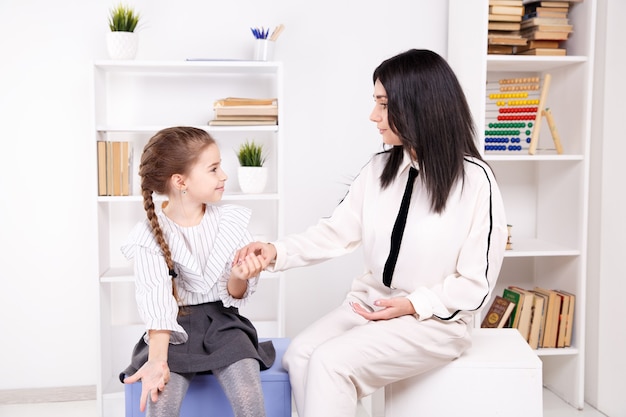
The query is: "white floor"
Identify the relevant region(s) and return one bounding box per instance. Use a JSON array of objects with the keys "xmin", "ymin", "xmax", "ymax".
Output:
[{"xmin": 0, "ymin": 389, "xmax": 609, "ymax": 417}]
